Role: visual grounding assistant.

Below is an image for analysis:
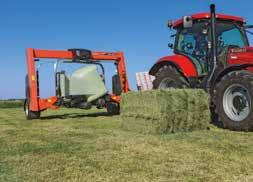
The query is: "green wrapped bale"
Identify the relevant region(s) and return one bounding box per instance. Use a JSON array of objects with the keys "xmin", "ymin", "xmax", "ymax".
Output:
[{"xmin": 120, "ymin": 89, "xmax": 210, "ymax": 134}]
